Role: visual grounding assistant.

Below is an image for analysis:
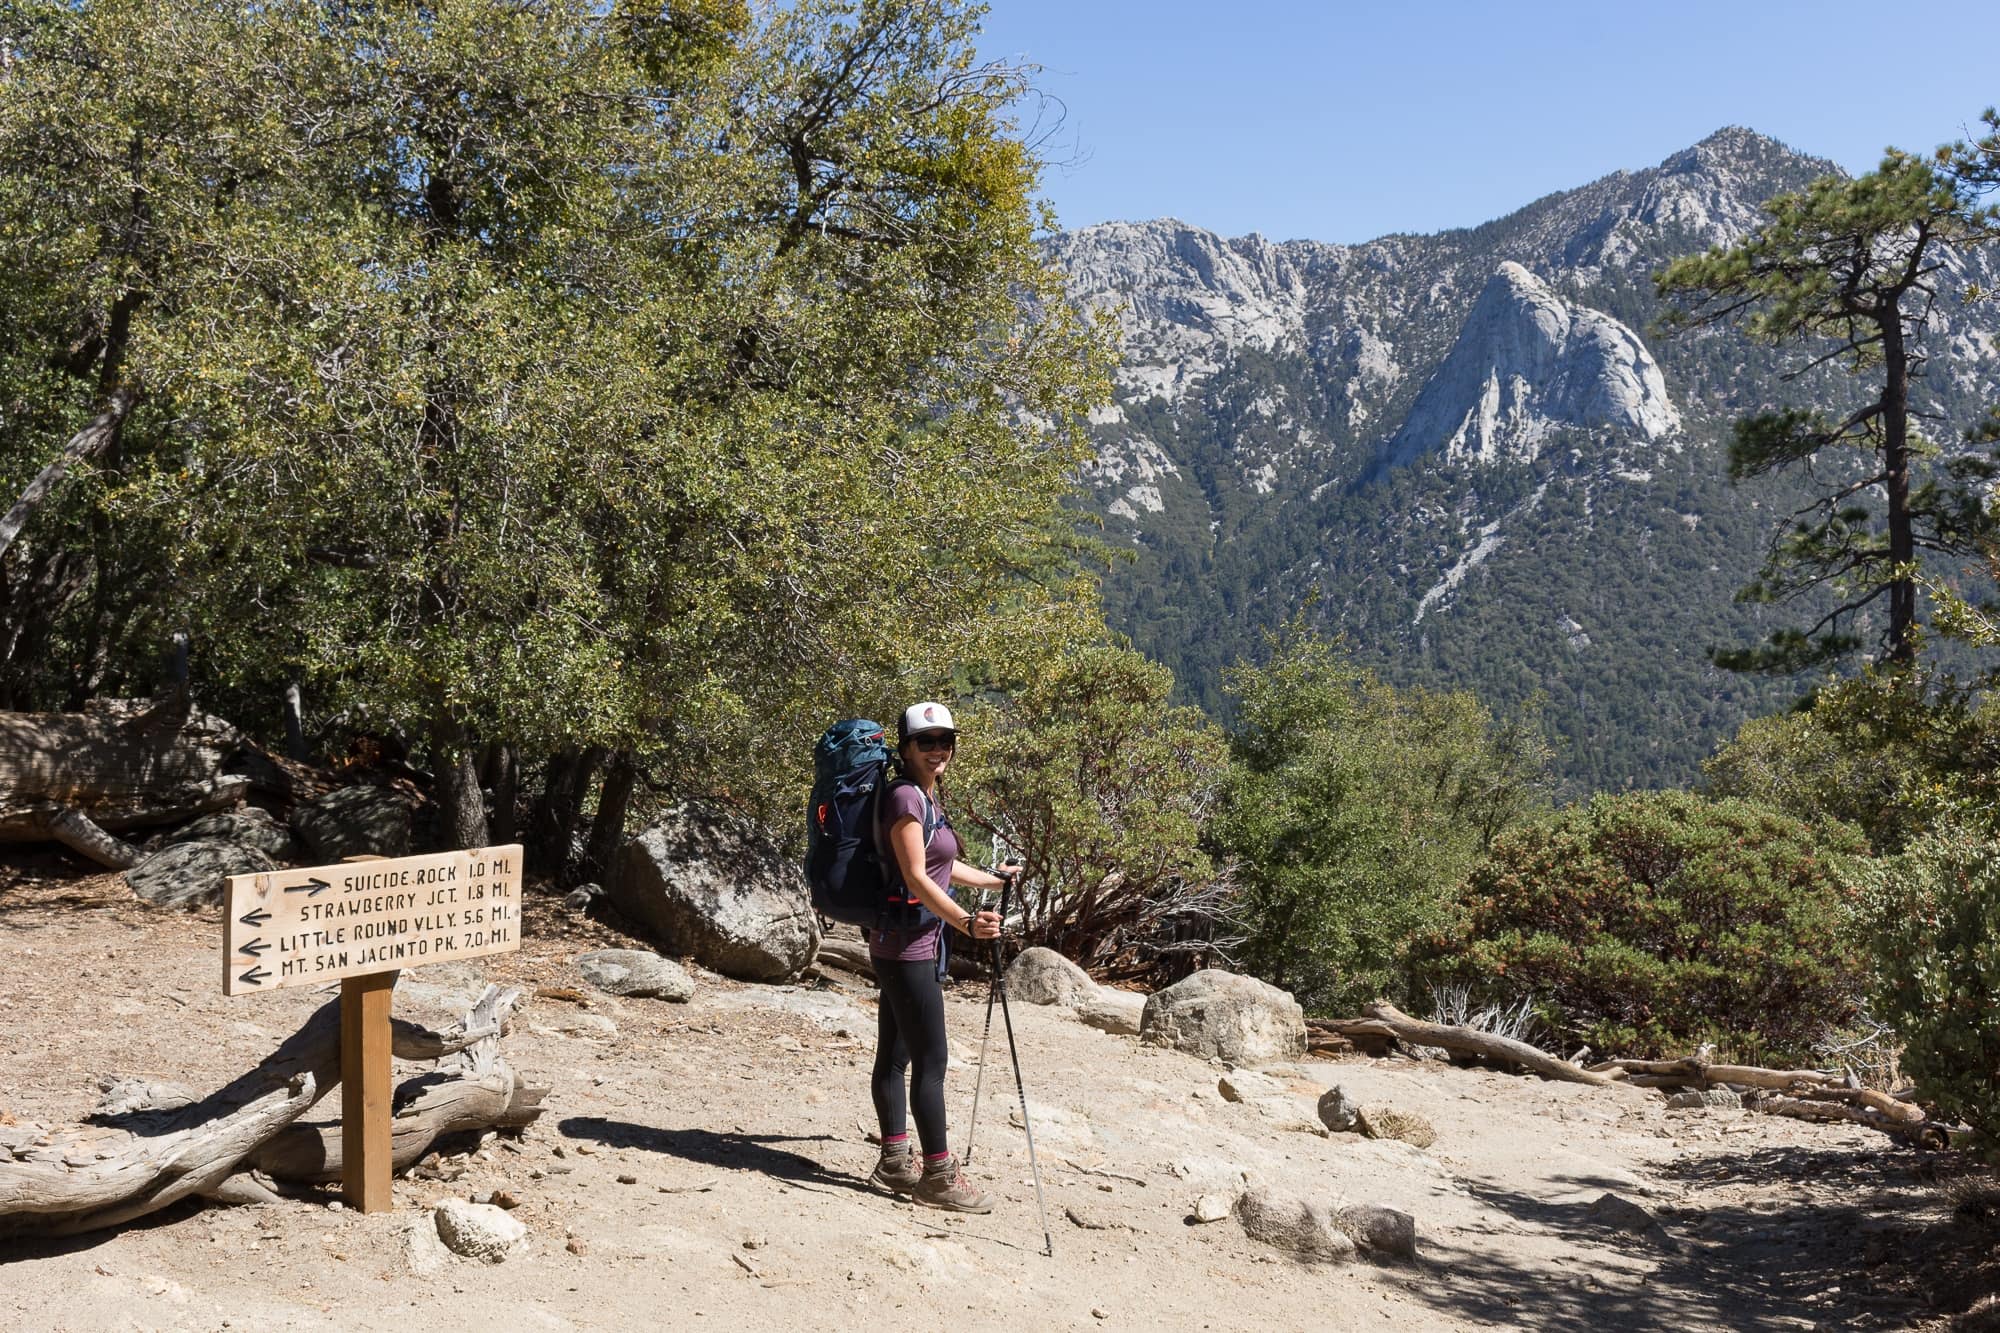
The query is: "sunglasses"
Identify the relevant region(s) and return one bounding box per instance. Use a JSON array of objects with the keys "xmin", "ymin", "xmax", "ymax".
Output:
[{"xmin": 910, "ymin": 732, "xmax": 957, "ymax": 752}]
